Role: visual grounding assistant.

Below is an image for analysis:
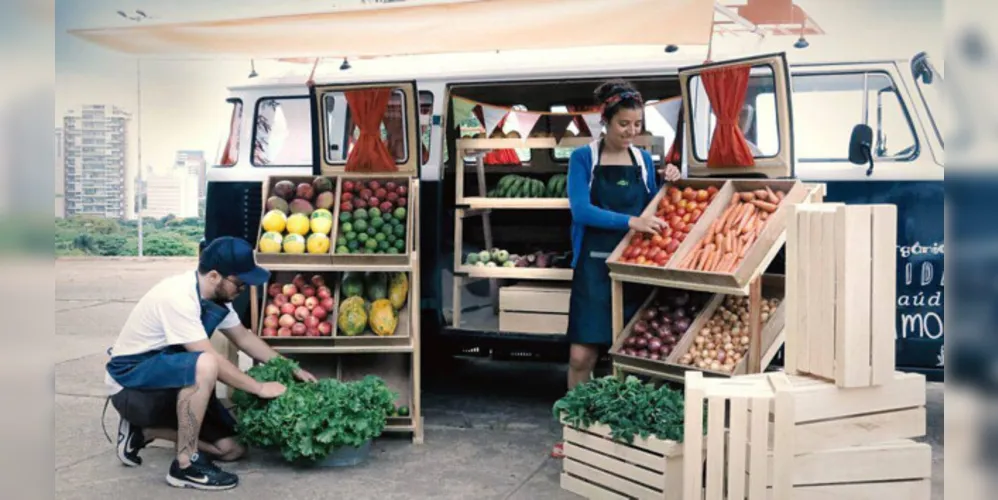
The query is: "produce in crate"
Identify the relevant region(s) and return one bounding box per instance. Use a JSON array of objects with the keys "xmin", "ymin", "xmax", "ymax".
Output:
[
  {"xmin": 336, "ymin": 272, "xmax": 409, "ymax": 336},
  {"xmin": 260, "ymin": 273, "xmax": 334, "ymax": 337},
  {"xmin": 335, "ymin": 179, "xmax": 408, "ymax": 255},
  {"xmin": 676, "ymin": 187, "xmax": 785, "ymax": 273},
  {"xmin": 675, "ymin": 295, "xmax": 782, "ymax": 373},
  {"xmin": 616, "ymin": 290, "xmax": 711, "ymax": 361},
  {"xmin": 465, "ymin": 248, "xmax": 573, "ymax": 269},
  {"xmin": 487, "ymin": 174, "xmax": 568, "ymax": 198},
  {"xmin": 617, "ymin": 185, "xmax": 720, "ymax": 267},
  {"xmin": 258, "ymin": 176, "xmax": 336, "ymax": 255}
]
